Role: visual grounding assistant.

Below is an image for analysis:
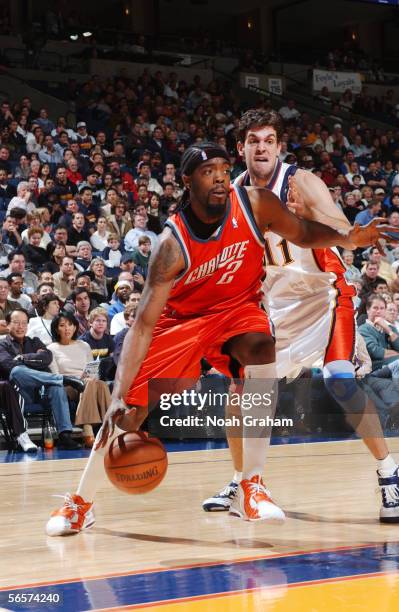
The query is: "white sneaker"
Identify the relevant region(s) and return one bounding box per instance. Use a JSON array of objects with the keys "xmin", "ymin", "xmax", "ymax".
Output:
[
  {"xmin": 46, "ymin": 493, "xmax": 95, "ymax": 536},
  {"xmin": 378, "ymin": 467, "xmax": 399, "ymax": 523},
  {"xmin": 229, "ymin": 475, "xmax": 285, "ymax": 523},
  {"xmin": 17, "ymin": 432, "xmax": 38, "ymax": 453}
]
